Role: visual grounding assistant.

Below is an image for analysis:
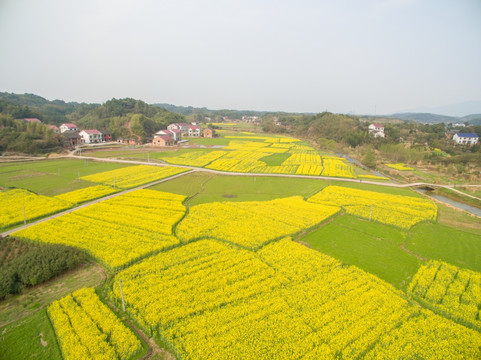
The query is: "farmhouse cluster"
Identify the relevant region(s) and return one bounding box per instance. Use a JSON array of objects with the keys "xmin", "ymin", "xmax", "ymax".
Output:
[
  {"xmin": 152, "ymin": 122, "xmax": 216, "ymax": 147},
  {"xmin": 24, "ymin": 118, "xmax": 216, "ymax": 148}
]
